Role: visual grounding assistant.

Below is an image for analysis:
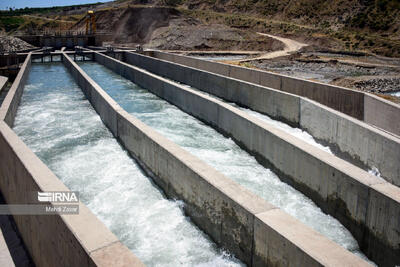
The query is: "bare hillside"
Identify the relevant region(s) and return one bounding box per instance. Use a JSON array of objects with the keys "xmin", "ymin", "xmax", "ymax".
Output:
[{"xmin": 71, "ymin": 7, "xmax": 284, "ymax": 51}]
